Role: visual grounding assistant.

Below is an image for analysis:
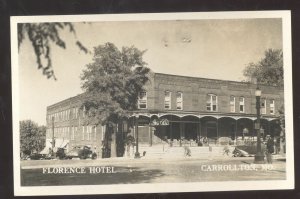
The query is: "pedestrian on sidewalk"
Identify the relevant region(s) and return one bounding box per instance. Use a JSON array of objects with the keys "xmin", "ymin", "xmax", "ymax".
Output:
[
  {"xmin": 275, "ymin": 137, "xmax": 280, "ymax": 154},
  {"xmin": 265, "ymin": 135, "xmax": 274, "ymax": 164},
  {"xmin": 184, "ymin": 146, "xmax": 191, "ymax": 157},
  {"xmin": 223, "ymin": 145, "xmax": 230, "ymax": 156},
  {"xmin": 203, "ymin": 136, "xmax": 208, "ymax": 146},
  {"xmin": 125, "ymin": 133, "xmax": 135, "ymax": 158}
]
